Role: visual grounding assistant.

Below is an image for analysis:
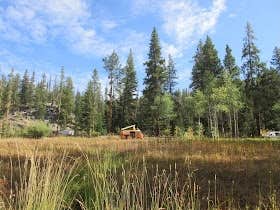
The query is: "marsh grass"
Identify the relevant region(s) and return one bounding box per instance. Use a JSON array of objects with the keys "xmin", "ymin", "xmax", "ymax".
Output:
[{"xmin": 0, "ymin": 137, "xmax": 279, "ymax": 209}]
